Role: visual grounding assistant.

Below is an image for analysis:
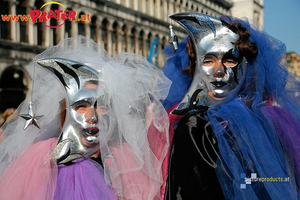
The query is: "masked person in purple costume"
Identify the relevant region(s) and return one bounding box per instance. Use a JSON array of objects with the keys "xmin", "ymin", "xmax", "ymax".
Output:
[
  {"xmin": 0, "ymin": 36, "xmax": 171, "ymax": 200},
  {"xmin": 161, "ymin": 12, "xmax": 300, "ymax": 200}
]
